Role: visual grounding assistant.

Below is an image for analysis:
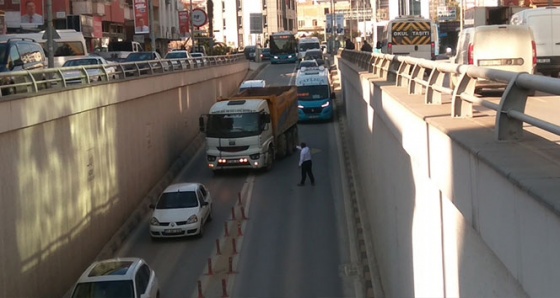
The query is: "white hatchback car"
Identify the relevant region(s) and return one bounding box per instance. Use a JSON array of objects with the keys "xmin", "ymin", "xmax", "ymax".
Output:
[
  {"xmin": 149, "ymin": 182, "xmax": 213, "ymax": 238},
  {"xmin": 70, "ymin": 257, "xmax": 159, "ymax": 298}
]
